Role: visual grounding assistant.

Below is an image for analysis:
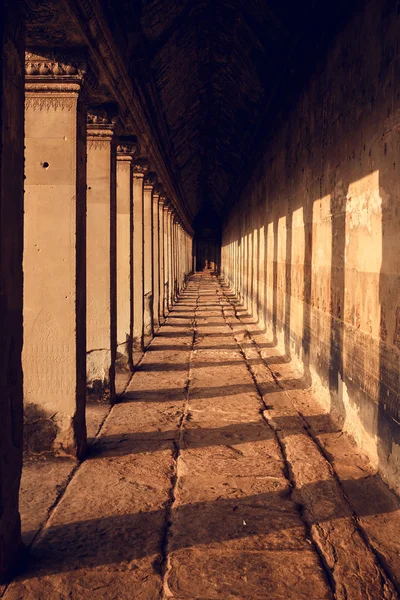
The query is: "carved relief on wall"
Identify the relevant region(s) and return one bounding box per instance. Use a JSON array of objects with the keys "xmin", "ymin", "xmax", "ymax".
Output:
[{"xmin": 25, "ymin": 0, "xmax": 84, "ymax": 47}]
